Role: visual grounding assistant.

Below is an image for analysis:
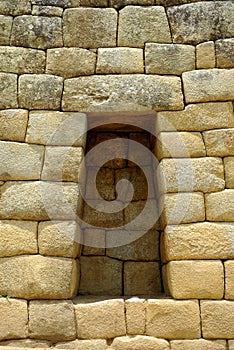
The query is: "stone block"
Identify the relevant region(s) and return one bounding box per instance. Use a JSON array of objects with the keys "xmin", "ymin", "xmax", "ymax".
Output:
[
  {"xmin": 110, "ymin": 0, "xmax": 154, "ymax": 8},
  {"xmin": 0, "ymin": 339, "xmax": 50, "ymax": 348},
  {"xmin": 128, "ymin": 132, "xmax": 152, "ymax": 167},
  {"xmin": 0, "ymin": 255, "xmax": 79, "ymax": 299},
  {"xmin": 29, "ymin": 300, "xmax": 76, "ymax": 341},
  {"xmin": 19, "ymin": 74, "xmax": 63, "ymax": 110},
  {"xmin": 201, "ymin": 300, "xmax": 234, "ymax": 338},
  {"xmin": 112, "ymin": 335, "xmax": 169, "ymax": 350},
  {"xmin": 206, "ymin": 190, "xmax": 234, "ymax": 222},
  {"xmin": 145, "ymin": 43, "xmax": 195, "ymax": 75},
  {"xmin": 32, "ymin": 5, "xmax": 63, "ymax": 16},
  {"xmin": 46, "ymin": 48, "xmax": 96, "ymax": 78},
  {"xmin": 0, "ymin": 298, "xmax": 28, "ymax": 341},
  {"xmin": 69, "ymin": 0, "xmax": 108, "ymax": 5},
  {"xmin": 203, "ymin": 129, "xmax": 234, "ymax": 156},
  {"xmin": 54, "ymin": 339, "xmax": 108, "ymax": 349},
  {"xmin": 62, "ymin": 75, "xmax": 184, "ymax": 112},
  {"xmin": 0, "ymin": 220, "xmax": 37, "ymax": 257},
  {"xmin": 230, "ymin": 340, "xmax": 234, "ymax": 350},
  {"xmin": 170, "ymin": 340, "xmax": 226, "ymax": 350},
  {"xmin": 0, "ymin": 0, "xmax": 31, "ymax": 15},
  {"xmin": 0, "ymin": 16, "xmax": 13, "ymax": 45},
  {"xmin": 82, "ymin": 229, "xmax": 106, "ymax": 256},
  {"xmin": 0, "ymin": 141, "xmax": 44, "ymax": 180},
  {"xmin": 182, "ymin": 69, "xmax": 234, "ymax": 103},
  {"xmin": 75, "ymin": 298, "xmax": 126, "ymax": 339},
  {"xmin": 0, "ymin": 109, "xmax": 28, "ymax": 142},
  {"xmin": 216, "ymin": 38, "xmax": 234, "ymax": 68},
  {"xmin": 97, "ymin": 48, "xmax": 144, "ymax": 74},
  {"xmin": 125, "ymin": 298, "xmax": 145, "ymax": 335},
  {"xmin": 225, "ymin": 261, "xmax": 234, "ymax": 300},
  {"xmin": 124, "ymin": 200, "xmax": 160, "ymax": 230},
  {"xmin": 118, "ymin": 6, "xmax": 171, "ymax": 47},
  {"xmin": 146, "ymin": 299, "xmax": 200, "ymax": 339},
  {"xmin": 85, "ymin": 167, "xmax": 115, "ymax": 201},
  {"xmin": 11, "ymin": 15, "xmax": 63, "ymax": 49},
  {"xmin": 224, "ymin": 157, "xmax": 234, "ymax": 188},
  {"xmin": 32, "ymin": 0, "xmax": 70, "ymax": 6},
  {"xmin": 63, "ymin": 8, "xmax": 117, "ymax": 48},
  {"xmin": 196, "ymin": 41, "xmax": 215, "ymax": 69},
  {"xmin": 0, "ymin": 73, "xmax": 17, "ymax": 109}
]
